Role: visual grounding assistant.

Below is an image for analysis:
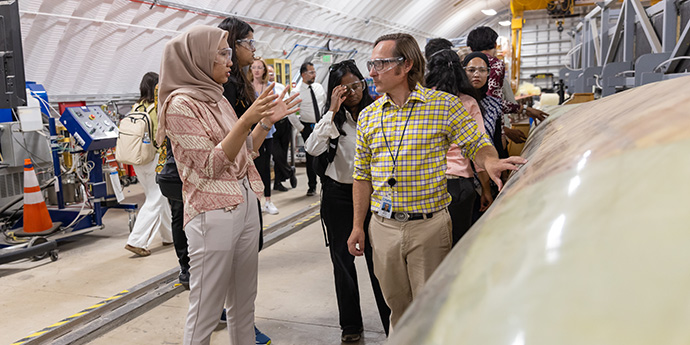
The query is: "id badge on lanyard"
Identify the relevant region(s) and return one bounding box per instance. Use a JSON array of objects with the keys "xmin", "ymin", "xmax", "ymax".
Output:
[{"xmin": 377, "ymin": 191, "xmax": 393, "ymax": 218}]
